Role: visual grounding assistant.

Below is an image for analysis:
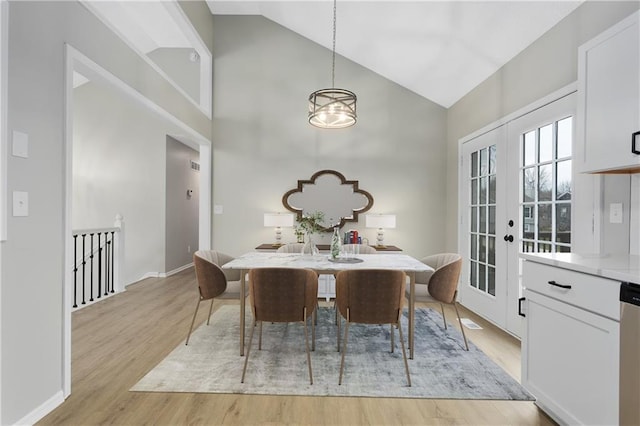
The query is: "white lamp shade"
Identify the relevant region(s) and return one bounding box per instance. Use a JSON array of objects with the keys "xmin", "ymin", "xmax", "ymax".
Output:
[
  {"xmin": 264, "ymin": 213, "xmax": 295, "ymax": 228},
  {"xmin": 365, "ymin": 214, "xmax": 396, "ymax": 229}
]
